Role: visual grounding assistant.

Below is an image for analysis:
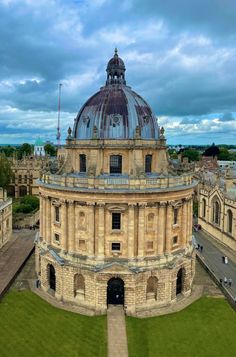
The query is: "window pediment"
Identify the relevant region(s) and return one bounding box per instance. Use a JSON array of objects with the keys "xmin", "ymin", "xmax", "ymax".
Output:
[{"xmin": 107, "ymin": 205, "xmax": 126, "ymax": 212}]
